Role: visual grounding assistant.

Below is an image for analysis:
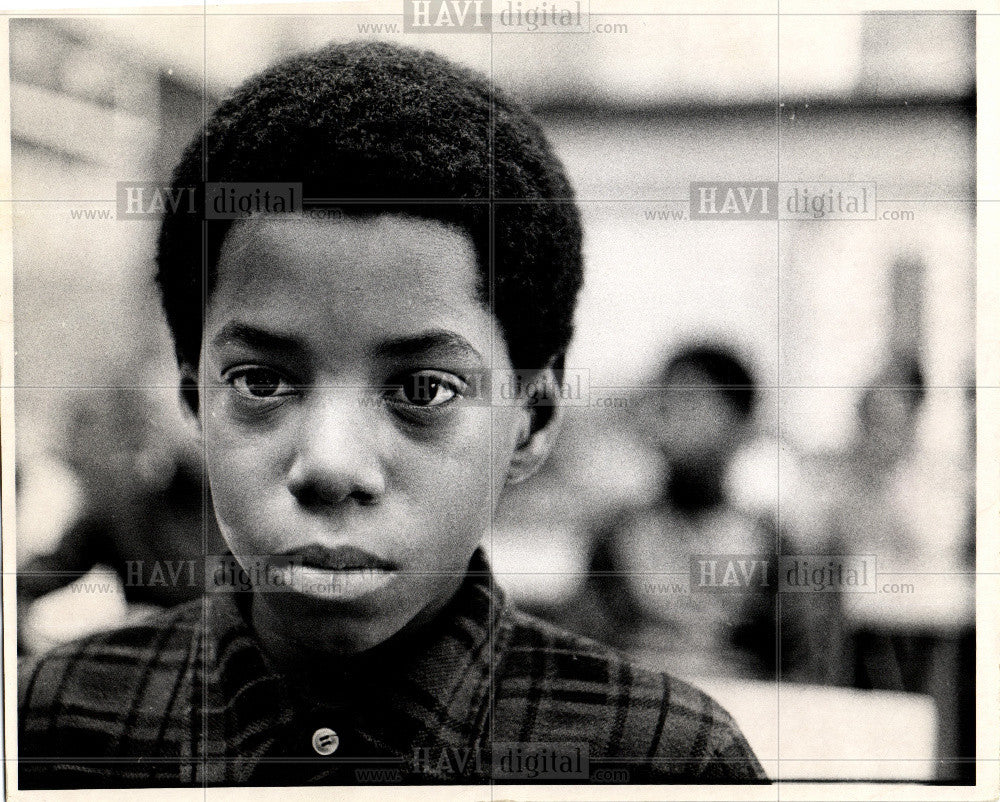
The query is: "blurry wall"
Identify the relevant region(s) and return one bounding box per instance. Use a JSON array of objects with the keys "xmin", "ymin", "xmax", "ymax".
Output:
[{"xmin": 11, "ymin": 18, "xmax": 206, "ymax": 457}]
